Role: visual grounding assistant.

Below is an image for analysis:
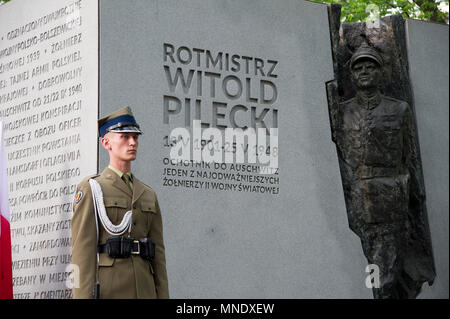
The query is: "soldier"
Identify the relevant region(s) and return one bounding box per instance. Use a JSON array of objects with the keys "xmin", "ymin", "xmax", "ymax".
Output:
[
  {"xmin": 333, "ymin": 42, "xmax": 434, "ymax": 298},
  {"xmin": 71, "ymin": 106, "xmax": 169, "ymax": 299}
]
